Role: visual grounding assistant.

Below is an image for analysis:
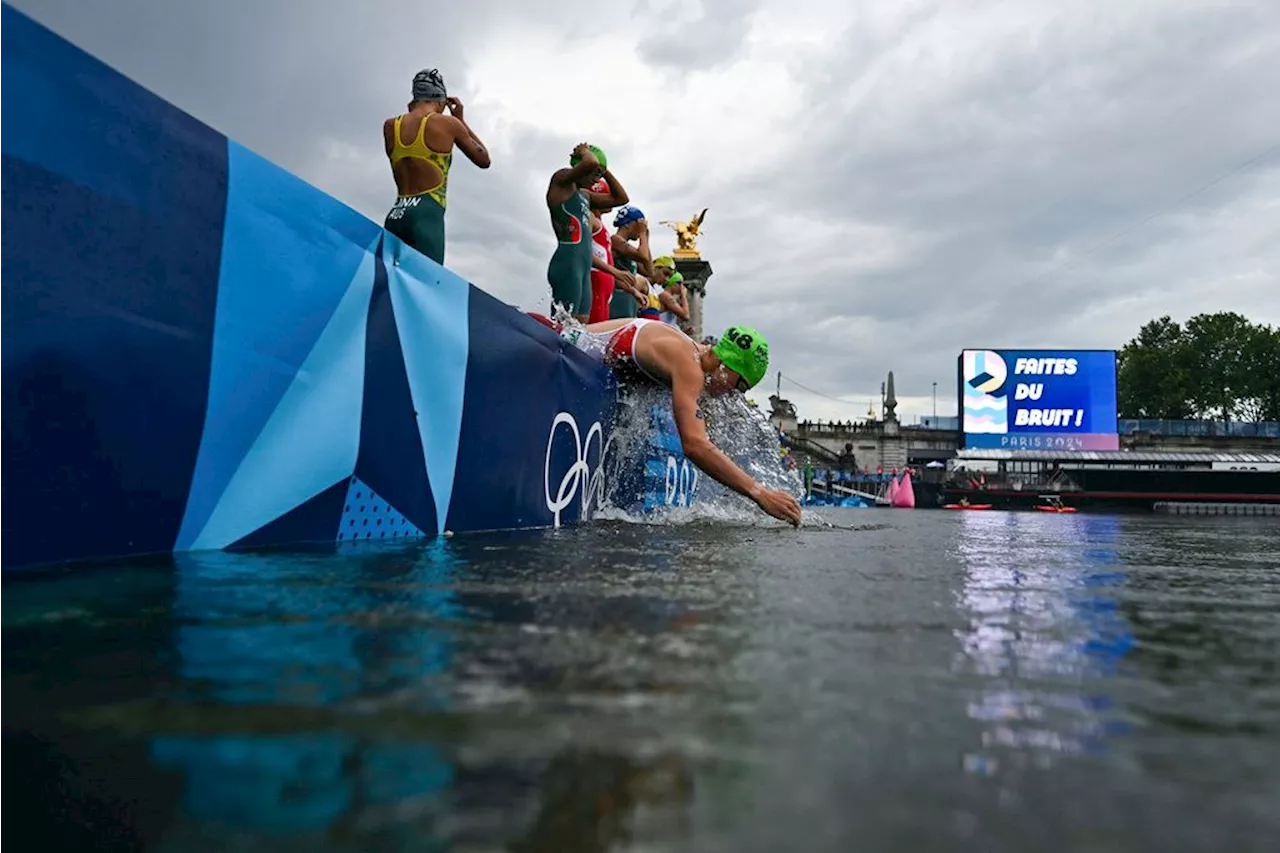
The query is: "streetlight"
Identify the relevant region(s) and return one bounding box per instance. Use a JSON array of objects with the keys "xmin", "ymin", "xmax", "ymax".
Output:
[{"xmin": 932, "ymin": 382, "xmax": 937, "ymax": 421}]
